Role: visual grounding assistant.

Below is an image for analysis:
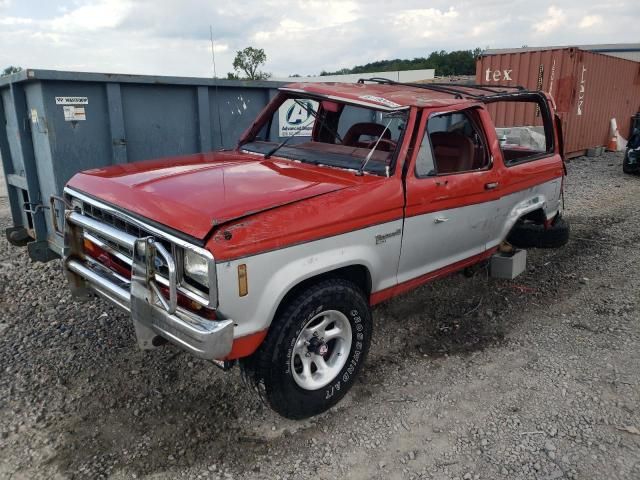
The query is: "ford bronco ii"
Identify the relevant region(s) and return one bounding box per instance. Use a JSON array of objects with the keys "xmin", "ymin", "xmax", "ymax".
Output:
[{"xmin": 61, "ymin": 79, "xmax": 568, "ymax": 419}]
